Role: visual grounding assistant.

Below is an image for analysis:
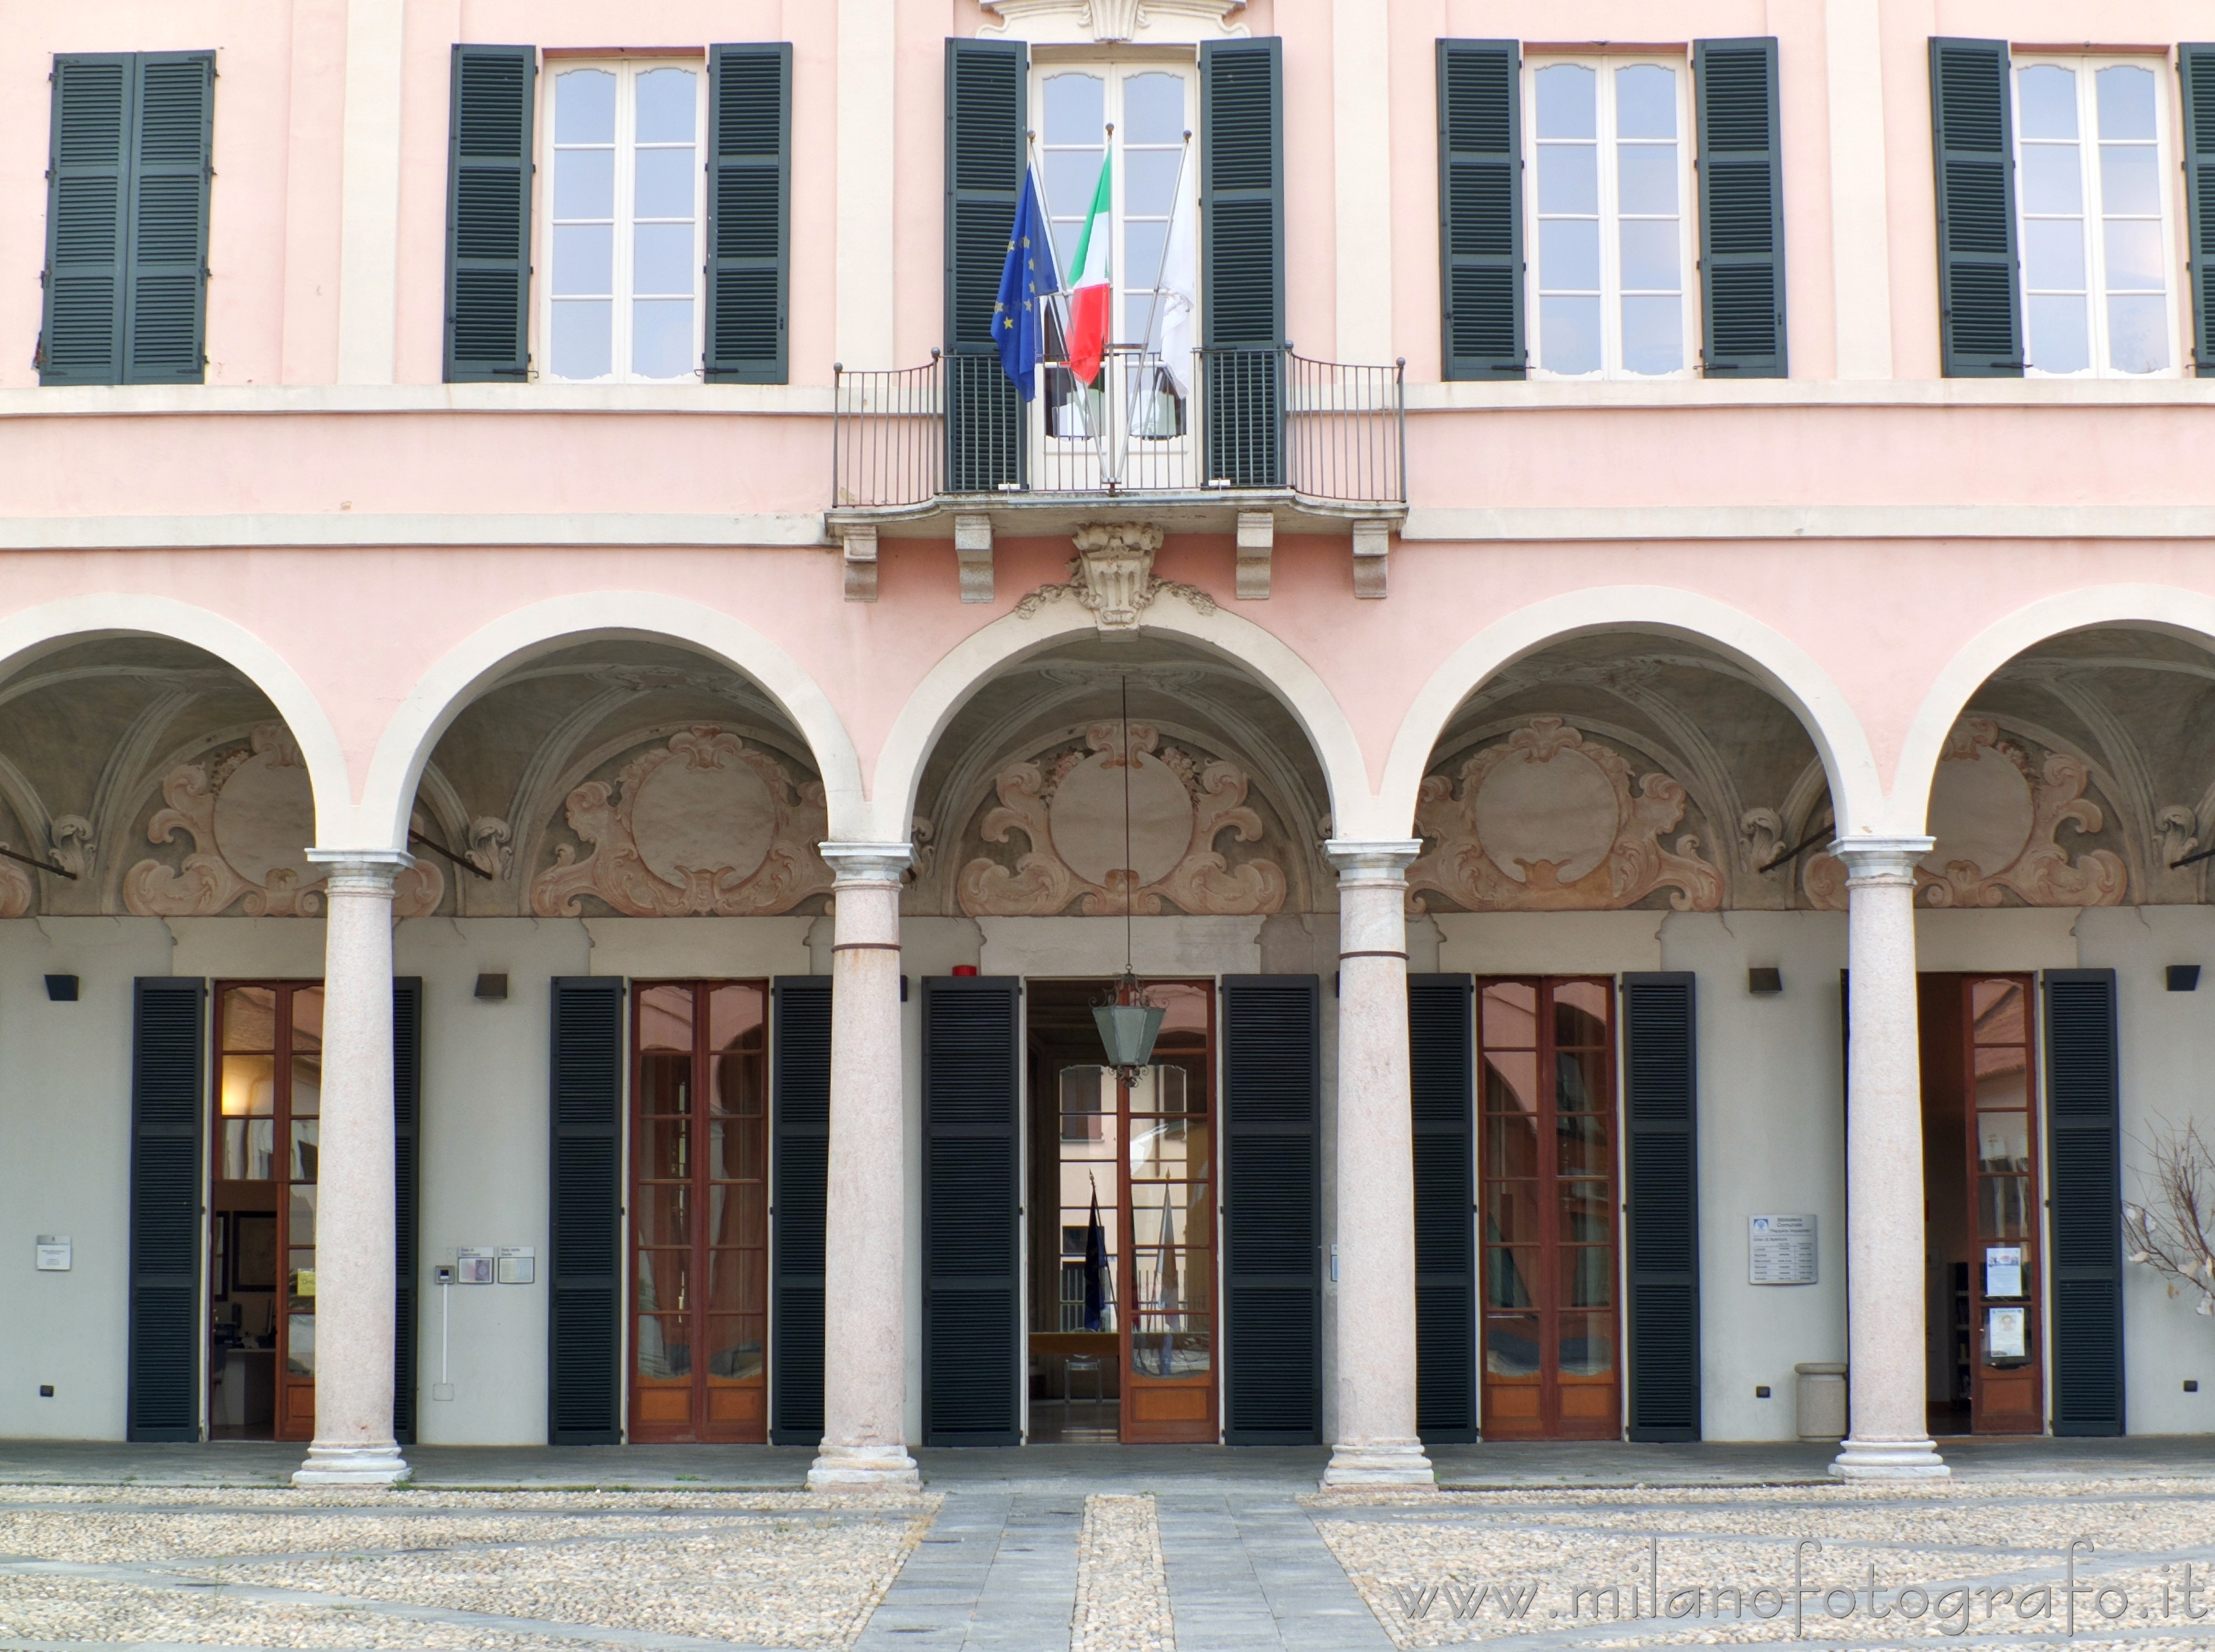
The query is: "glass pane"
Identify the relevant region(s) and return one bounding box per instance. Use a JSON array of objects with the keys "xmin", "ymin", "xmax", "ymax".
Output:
[
  {"xmin": 1044, "ymin": 72, "xmax": 1105, "ymax": 143},
  {"xmin": 2019, "ymin": 144, "xmax": 2083, "ymax": 216},
  {"xmin": 2016, "ymin": 65, "xmax": 2078, "ymax": 140},
  {"xmin": 2023, "ymin": 217, "xmax": 2087, "ymax": 290},
  {"xmin": 1970, "ymin": 980, "xmax": 2025, "ymax": 1041},
  {"xmin": 556, "ymin": 69, "xmax": 616, "ymax": 144},
  {"xmin": 640, "ymin": 1051, "xmax": 691, "ymax": 1115},
  {"xmin": 288, "ymin": 1120, "xmax": 318, "ymax": 1184},
  {"xmin": 1483, "ymin": 1248, "xmax": 1539, "ymax": 1309},
  {"xmin": 635, "ymin": 66, "xmax": 697, "ymax": 143},
  {"xmin": 223, "ymin": 1117, "xmax": 275, "ymax": 1182},
  {"xmin": 1133, "ymin": 1251, "xmax": 1209, "ymax": 1317},
  {"xmin": 1979, "ymin": 1174, "xmax": 2032, "ymax": 1240},
  {"xmin": 1484, "ymin": 1052, "xmax": 1537, "ymax": 1115},
  {"xmin": 706, "ymin": 1314, "xmax": 763, "ymax": 1380},
  {"xmin": 286, "ymin": 1312, "xmax": 315, "ymax": 1375},
  {"xmin": 1554, "ymin": 981, "xmax": 1609, "ymax": 1043},
  {"xmin": 709, "ymin": 1248, "xmax": 765, "ymax": 1314},
  {"xmin": 2100, "ymin": 141, "xmax": 2161, "ymax": 220},
  {"xmin": 1130, "ymin": 1183, "xmax": 1206, "ymax": 1247},
  {"xmin": 1616, "ymin": 145, "xmax": 1677, "ymax": 215},
  {"xmin": 1535, "ymin": 64, "xmax": 1596, "ymax": 139},
  {"xmin": 1484, "ymin": 1183, "xmax": 1540, "ymax": 1245},
  {"xmin": 634, "ymin": 1181, "xmax": 690, "ymax": 1247},
  {"xmin": 1540, "ymin": 294, "xmax": 1602, "ymax": 374},
  {"xmin": 637, "ymin": 1313, "xmax": 691, "ymax": 1379},
  {"xmin": 1560, "ymin": 1177, "xmax": 1612, "ymax": 1243},
  {"xmin": 632, "ymin": 299, "xmax": 695, "ymax": 378},
  {"xmin": 1482, "ymin": 982, "xmax": 1537, "ymax": 1047},
  {"xmin": 2027, "ymin": 293, "xmax": 2091, "ymax": 374},
  {"xmin": 709, "ymin": 1117, "xmax": 764, "ymax": 1183},
  {"xmin": 633, "ymin": 222, "xmax": 693, "ymax": 294},
  {"xmin": 1124, "ymin": 149, "xmax": 1183, "ymax": 219},
  {"xmin": 1558, "ymin": 1311, "xmax": 1615, "ymax": 1375},
  {"xmin": 1555, "ymin": 1050, "xmax": 1609, "ymax": 1112},
  {"xmin": 291, "ymin": 990, "xmax": 323, "ymax": 1052},
  {"xmin": 1130, "ymin": 1118, "xmax": 1208, "ymax": 1181},
  {"xmin": 224, "ymin": 987, "xmax": 278, "ymax": 1052},
  {"xmin": 1558, "ymin": 1113, "xmax": 1609, "ymax": 1177},
  {"xmin": 1536, "ymin": 143, "xmax": 1598, "ymax": 216},
  {"xmin": 1540, "ymin": 218, "xmax": 1600, "ymax": 290},
  {"xmin": 1045, "ymin": 151, "xmax": 1104, "ymax": 218},
  {"xmin": 1124, "ymin": 221, "xmax": 1168, "ymax": 293},
  {"xmin": 221, "ymin": 1054, "xmax": 277, "ymax": 1120},
  {"xmin": 1130, "ymin": 1064, "xmax": 1190, "ymax": 1117},
  {"xmin": 1154, "ymin": 983, "xmax": 1210, "ymax": 1042},
  {"xmin": 635, "ymin": 147, "xmax": 695, "ymax": 220},
  {"xmin": 1484, "ymin": 1315, "xmax": 1541, "ymax": 1377},
  {"xmin": 287, "ymin": 1251, "xmax": 316, "ymax": 1306},
  {"xmin": 2103, "ymin": 217, "xmax": 2164, "ymax": 290},
  {"xmin": 640, "ymin": 1116, "xmax": 691, "ymax": 1179},
  {"xmin": 2096, "ymin": 65, "xmax": 2156, "ymax": 141},
  {"xmin": 1621, "ymin": 294, "xmax": 1683, "ymax": 374},
  {"xmin": 709, "ymin": 985, "xmax": 764, "ymax": 1054},
  {"xmin": 1130, "ymin": 1324, "xmax": 1210, "ymax": 1378},
  {"xmin": 1486, "ymin": 1115, "xmax": 1540, "ymax": 1178},
  {"xmin": 1973, "ymin": 1045, "xmax": 2029, "ymax": 1111},
  {"xmin": 1615, "ymin": 65, "xmax": 1676, "ymax": 139},
  {"xmin": 713, "ymin": 1052, "xmax": 761, "ymax": 1118},
  {"xmin": 1562, "ymin": 1246, "xmax": 1612, "ymax": 1307},
  {"xmin": 1976, "ymin": 1112, "xmax": 2031, "ymax": 1171},
  {"xmin": 636, "ymin": 1248, "xmax": 690, "ymax": 1314},
  {"xmin": 288, "ymin": 1186, "xmax": 316, "ymax": 1247},
  {"xmin": 553, "ymin": 225, "xmax": 613, "ymax": 295},
  {"xmin": 1618, "ymin": 220, "xmax": 1678, "ymax": 291},
  {"xmin": 705, "ymin": 1183, "xmax": 765, "ymax": 1251},
  {"xmin": 552, "ymin": 301, "xmax": 612, "ymax": 379},
  {"xmin": 291, "ymin": 1053, "xmax": 320, "ymax": 1118},
  {"xmin": 1124, "ymin": 72, "xmax": 1183, "ymax": 144},
  {"xmin": 555, "ymin": 147, "xmax": 615, "ymax": 219},
  {"xmin": 2108, "ymin": 293, "xmax": 2170, "ymax": 374}
]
